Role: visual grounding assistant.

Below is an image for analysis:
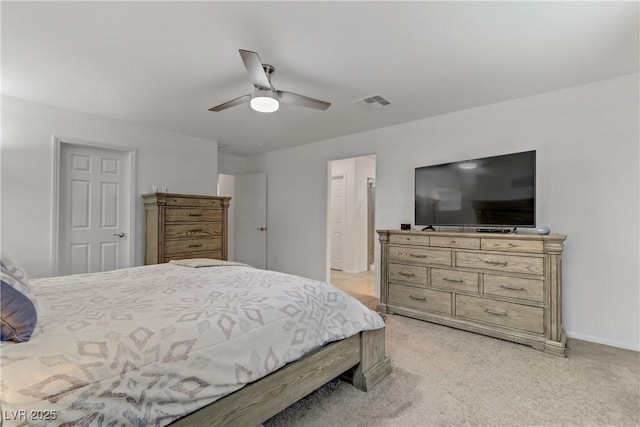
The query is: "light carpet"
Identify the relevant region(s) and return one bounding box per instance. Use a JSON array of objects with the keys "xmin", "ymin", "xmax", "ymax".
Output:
[{"xmin": 264, "ymin": 314, "xmax": 640, "ymax": 426}]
